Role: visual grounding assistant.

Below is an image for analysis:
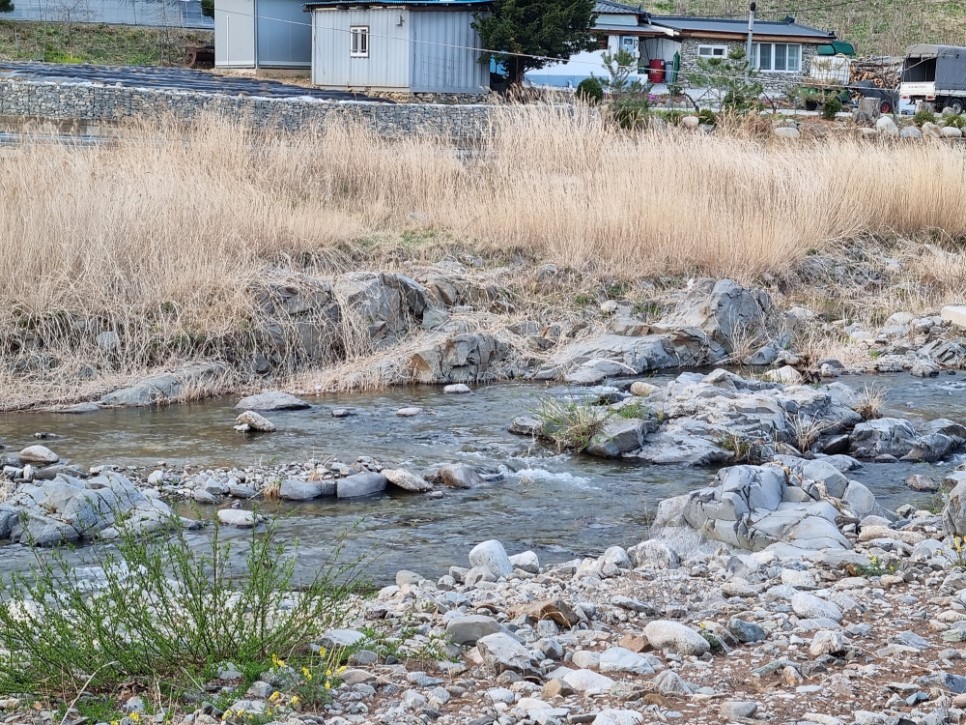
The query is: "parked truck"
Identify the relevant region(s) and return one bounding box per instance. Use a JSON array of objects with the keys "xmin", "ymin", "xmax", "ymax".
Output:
[
  {"xmin": 899, "ymin": 44, "xmax": 966, "ymax": 113},
  {"xmin": 805, "ymin": 47, "xmax": 903, "ymax": 113}
]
